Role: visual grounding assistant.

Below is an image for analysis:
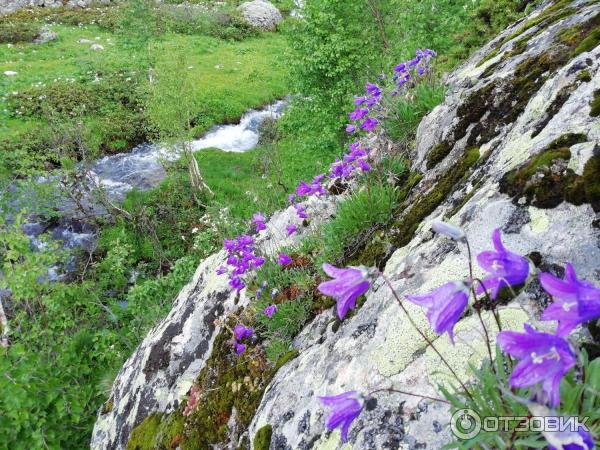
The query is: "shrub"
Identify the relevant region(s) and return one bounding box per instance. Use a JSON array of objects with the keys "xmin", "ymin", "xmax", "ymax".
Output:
[{"xmin": 0, "ymin": 22, "xmax": 39, "ymax": 44}]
